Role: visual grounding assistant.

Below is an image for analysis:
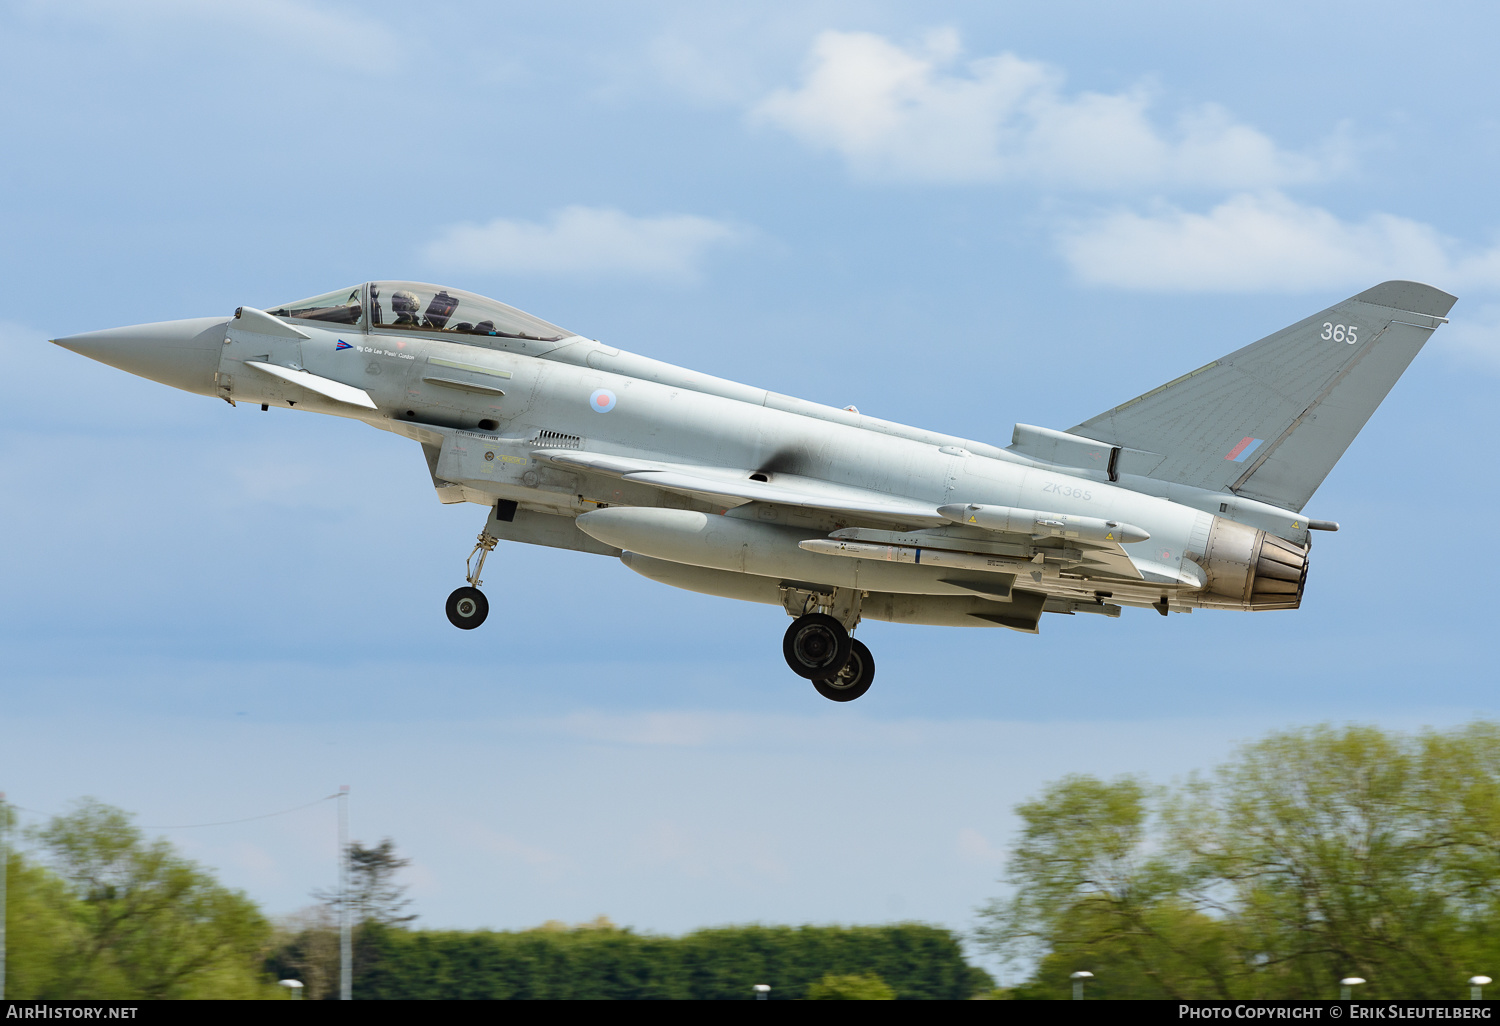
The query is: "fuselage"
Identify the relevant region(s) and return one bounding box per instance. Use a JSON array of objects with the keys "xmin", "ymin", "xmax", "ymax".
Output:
[
  {"xmin": 54, "ymin": 281, "xmax": 1315, "ymax": 633},
  {"xmin": 56, "ymin": 276, "xmax": 1463, "ymax": 697},
  {"xmin": 240, "ymin": 299, "xmax": 1304, "ymax": 620}
]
